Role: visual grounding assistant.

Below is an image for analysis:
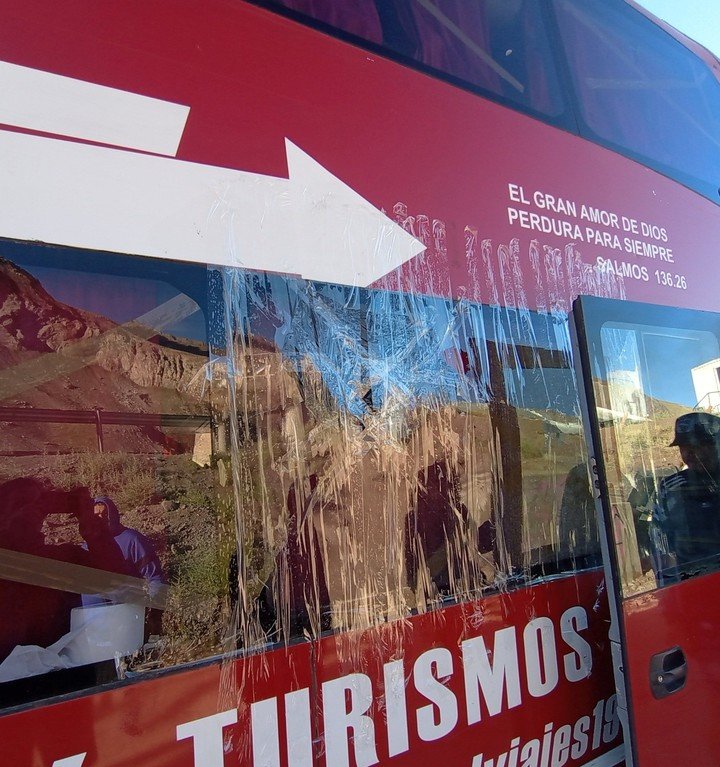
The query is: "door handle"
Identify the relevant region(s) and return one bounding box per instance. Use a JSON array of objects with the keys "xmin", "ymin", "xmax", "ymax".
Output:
[{"xmin": 649, "ymin": 646, "xmax": 687, "ymax": 698}]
